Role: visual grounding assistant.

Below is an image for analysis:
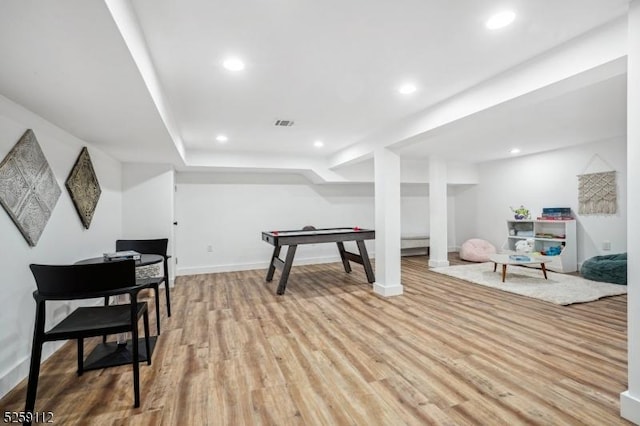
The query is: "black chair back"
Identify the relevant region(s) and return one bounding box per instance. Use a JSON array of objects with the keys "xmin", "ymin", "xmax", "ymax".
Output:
[
  {"xmin": 116, "ymin": 239, "xmax": 168, "ymax": 257},
  {"xmin": 115, "ymin": 237, "xmax": 172, "ymax": 325},
  {"xmin": 30, "ymin": 260, "xmax": 136, "ymax": 299}
]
